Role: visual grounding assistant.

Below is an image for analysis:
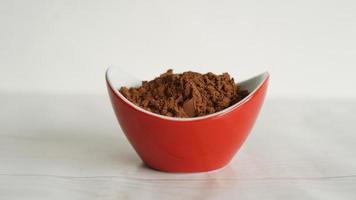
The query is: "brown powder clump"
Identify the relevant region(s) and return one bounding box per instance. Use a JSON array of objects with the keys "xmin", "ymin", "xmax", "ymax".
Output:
[{"xmin": 119, "ymin": 69, "xmax": 249, "ymax": 118}]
